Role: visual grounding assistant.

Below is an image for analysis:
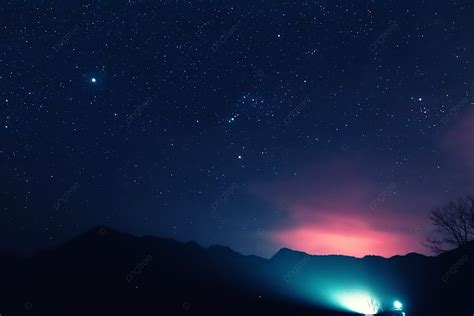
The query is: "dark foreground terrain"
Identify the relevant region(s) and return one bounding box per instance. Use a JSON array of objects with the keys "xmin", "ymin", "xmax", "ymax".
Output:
[{"xmin": 1, "ymin": 226, "xmax": 472, "ymax": 316}]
